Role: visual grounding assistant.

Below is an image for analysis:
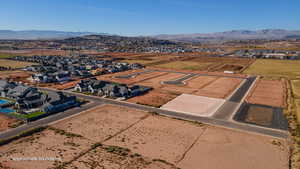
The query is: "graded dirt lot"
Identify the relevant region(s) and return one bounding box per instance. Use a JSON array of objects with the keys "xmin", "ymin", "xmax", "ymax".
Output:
[
  {"xmin": 0, "ymin": 114, "xmax": 19, "ymax": 132},
  {"xmin": 154, "ymin": 61, "xmax": 212, "ymax": 70},
  {"xmin": 65, "ymin": 145, "xmax": 178, "ymax": 169},
  {"xmin": 137, "ymin": 72, "xmax": 185, "ymax": 88},
  {"xmin": 104, "ymin": 115, "xmax": 206, "ymax": 163},
  {"xmin": 52, "ymin": 105, "xmax": 149, "ymax": 142},
  {"xmin": 98, "ymin": 70, "xmax": 167, "ymax": 85},
  {"xmin": 0, "ymin": 71, "xmax": 32, "ymax": 81},
  {"xmin": 126, "ymin": 89, "xmax": 179, "ymax": 107},
  {"xmin": 161, "ymin": 94, "xmax": 225, "ymax": 117},
  {"xmin": 0, "ymin": 128, "xmax": 93, "ymax": 169},
  {"xmin": 244, "ymin": 105, "xmax": 274, "ymax": 126},
  {"xmin": 194, "ymin": 77, "xmax": 243, "ymax": 99},
  {"xmin": 246, "ymin": 79, "xmax": 286, "ymax": 107},
  {"xmin": 177, "ymin": 126, "xmax": 289, "ymax": 169}
]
